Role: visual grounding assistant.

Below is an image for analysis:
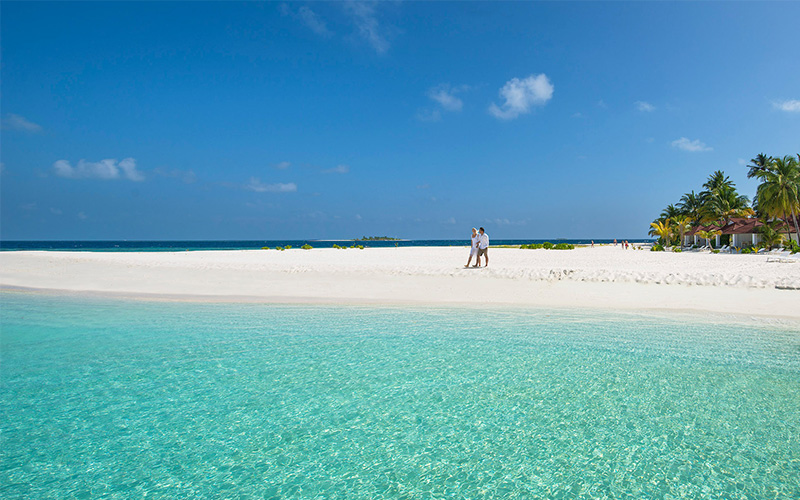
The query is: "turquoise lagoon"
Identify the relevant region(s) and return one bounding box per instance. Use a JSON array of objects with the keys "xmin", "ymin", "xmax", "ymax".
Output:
[{"xmin": 1, "ymin": 292, "xmax": 799, "ymax": 499}]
